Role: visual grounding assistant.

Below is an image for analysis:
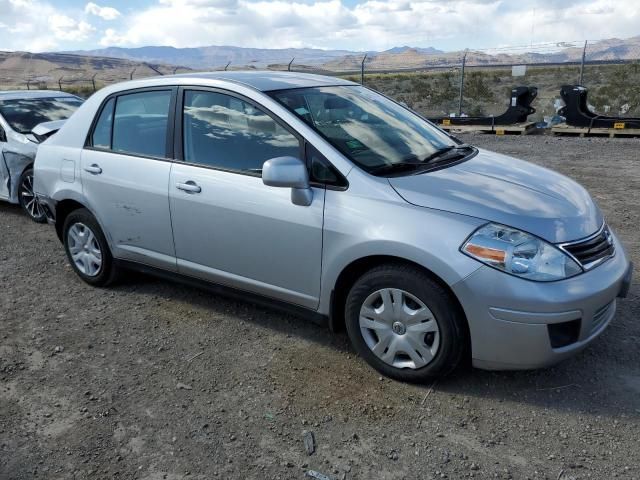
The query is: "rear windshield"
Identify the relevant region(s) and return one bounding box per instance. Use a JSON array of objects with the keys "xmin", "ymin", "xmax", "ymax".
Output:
[{"xmin": 0, "ymin": 96, "xmax": 83, "ymax": 134}]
